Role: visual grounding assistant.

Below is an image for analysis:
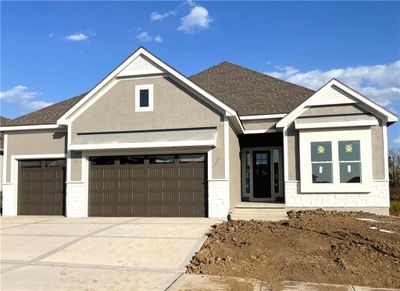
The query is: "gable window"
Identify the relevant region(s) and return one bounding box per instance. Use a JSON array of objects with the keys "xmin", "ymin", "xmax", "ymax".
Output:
[
  {"xmin": 135, "ymin": 84, "xmax": 153, "ymax": 112},
  {"xmin": 299, "ymin": 128, "xmax": 372, "ymax": 193}
]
